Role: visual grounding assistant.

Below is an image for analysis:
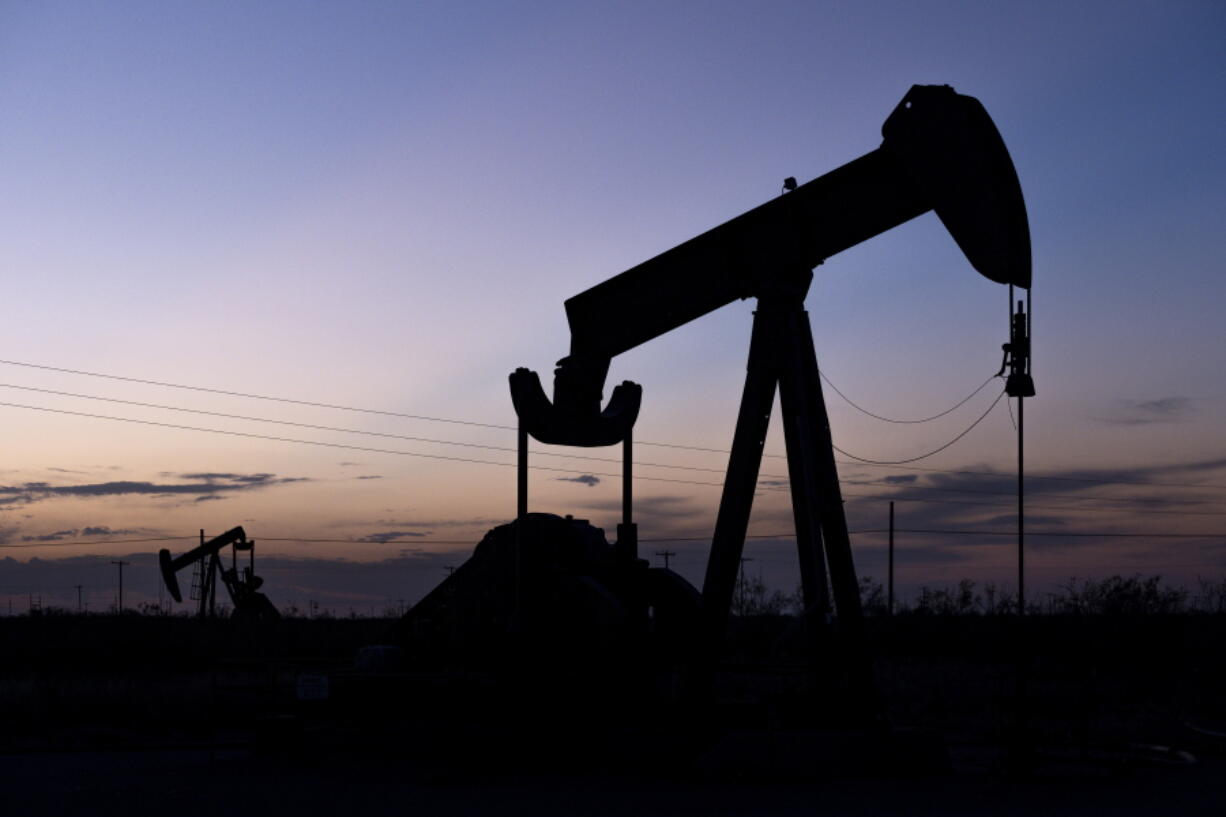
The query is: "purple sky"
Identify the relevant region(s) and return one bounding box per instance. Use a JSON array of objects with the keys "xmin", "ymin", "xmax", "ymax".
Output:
[{"xmin": 0, "ymin": 2, "xmax": 1223, "ymax": 612}]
